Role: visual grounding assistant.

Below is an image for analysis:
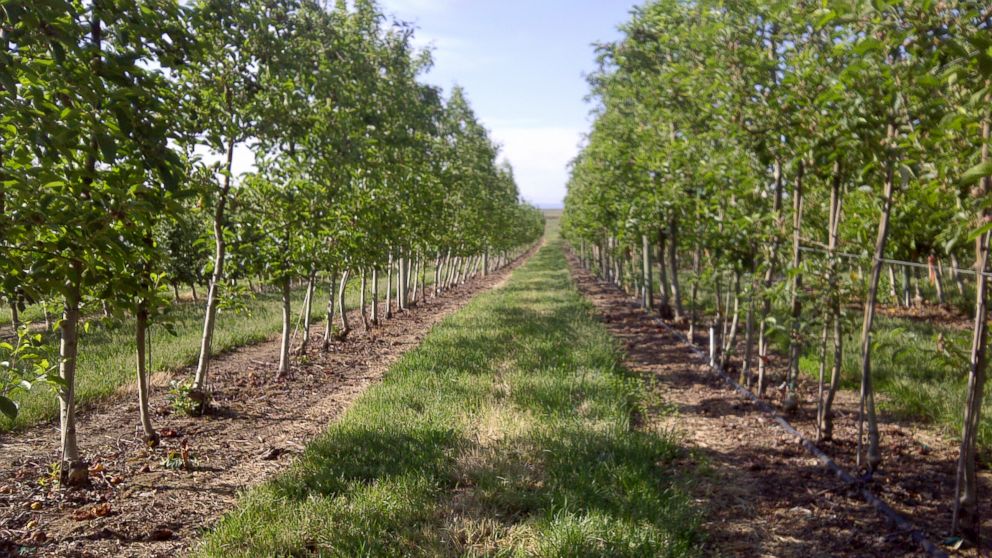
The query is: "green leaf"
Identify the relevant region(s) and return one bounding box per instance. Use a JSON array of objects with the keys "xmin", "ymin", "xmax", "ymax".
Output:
[
  {"xmin": 97, "ymin": 133, "xmax": 118, "ymax": 163},
  {"xmin": 961, "ymin": 161, "xmax": 992, "ymax": 187}
]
